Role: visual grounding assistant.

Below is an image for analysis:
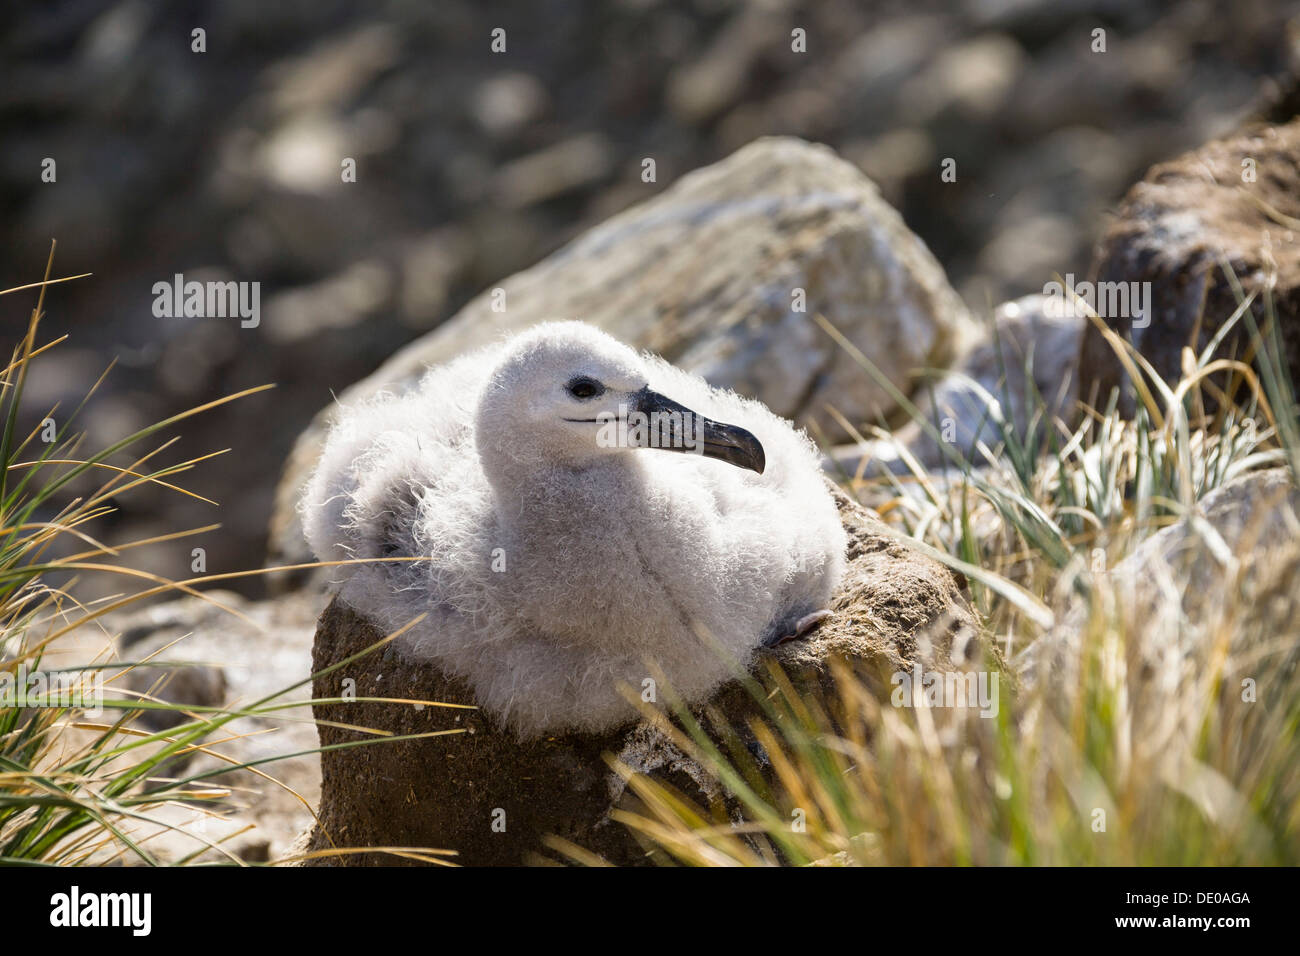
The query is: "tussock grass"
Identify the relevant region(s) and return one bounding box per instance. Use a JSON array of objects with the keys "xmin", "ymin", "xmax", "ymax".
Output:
[
  {"xmin": 0, "ymin": 248, "xmax": 456, "ymax": 866},
  {"xmin": 605, "ymin": 268, "xmax": 1300, "ymax": 866}
]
